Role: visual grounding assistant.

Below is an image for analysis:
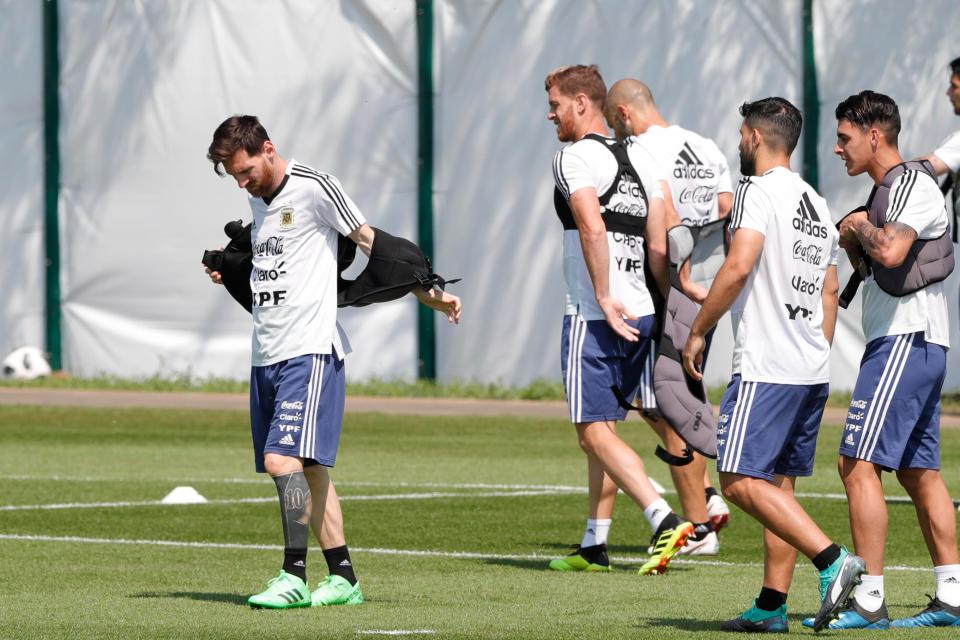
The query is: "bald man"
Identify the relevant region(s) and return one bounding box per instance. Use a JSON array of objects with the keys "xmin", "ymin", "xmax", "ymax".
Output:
[{"xmin": 605, "ymin": 79, "xmax": 732, "ymax": 556}]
